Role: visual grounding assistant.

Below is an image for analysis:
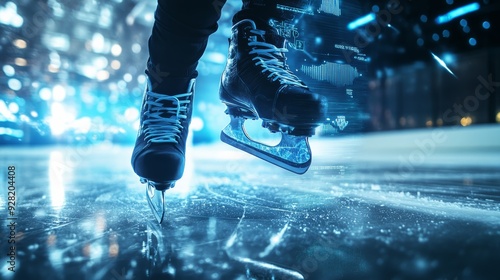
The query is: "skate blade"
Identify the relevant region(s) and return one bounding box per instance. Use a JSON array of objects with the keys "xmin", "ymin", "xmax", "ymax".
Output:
[
  {"xmin": 220, "ymin": 115, "xmax": 312, "ymax": 174},
  {"xmin": 141, "ymin": 178, "xmax": 174, "ymax": 224}
]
